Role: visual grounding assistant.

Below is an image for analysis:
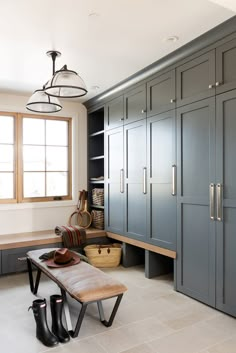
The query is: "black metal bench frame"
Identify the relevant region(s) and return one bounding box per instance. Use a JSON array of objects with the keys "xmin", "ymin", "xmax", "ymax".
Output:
[{"xmin": 27, "ymin": 257, "xmax": 124, "ymax": 338}]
